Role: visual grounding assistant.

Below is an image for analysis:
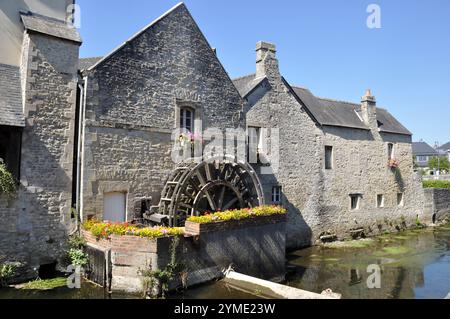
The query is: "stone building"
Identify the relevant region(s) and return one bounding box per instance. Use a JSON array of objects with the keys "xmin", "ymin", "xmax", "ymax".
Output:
[
  {"xmin": 1, "ymin": 1, "xmax": 426, "ymax": 277},
  {"xmin": 234, "ymin": 42, "xmax": 424, "ymax": 248},
  {"xmin": 76, "ymin": 3, "xmax": 252, "ymax": 223},
  {"xmin": 0, "ymin": 1, "xmax": 80, "ymax": 277}
]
